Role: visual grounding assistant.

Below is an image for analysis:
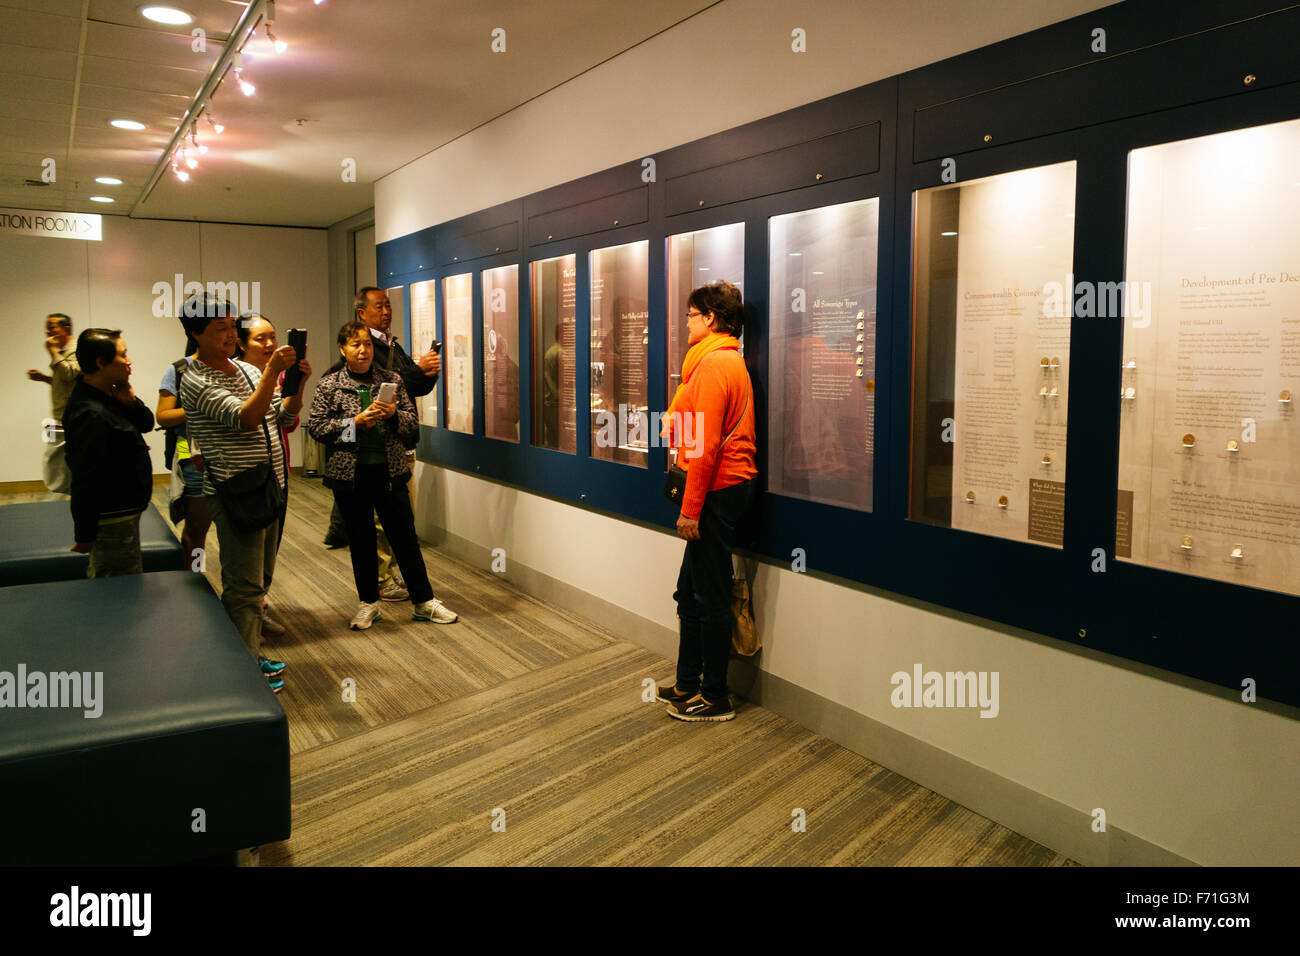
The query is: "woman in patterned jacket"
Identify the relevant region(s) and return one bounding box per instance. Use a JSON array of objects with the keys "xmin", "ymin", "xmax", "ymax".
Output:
[{"xmin": 308, "ymin": 320, "xmax": 458, "ymax": 630}]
